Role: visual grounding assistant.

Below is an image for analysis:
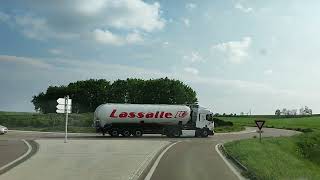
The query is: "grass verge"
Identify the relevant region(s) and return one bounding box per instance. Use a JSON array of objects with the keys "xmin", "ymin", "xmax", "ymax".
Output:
[{"xmin": 224, "ymin": 131, "xmax": 320, "ymax": 179}]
